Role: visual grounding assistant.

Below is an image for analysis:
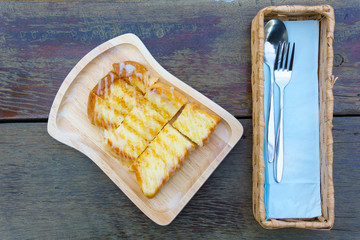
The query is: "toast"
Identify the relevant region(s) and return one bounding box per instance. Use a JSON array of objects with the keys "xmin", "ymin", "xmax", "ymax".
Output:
[
  {"xmin": 145, "ymin": 82, "xmax": 188, "ymax": 121},
  {"xmin": 87, "ymin": 92, "xmax": 124, "ymax": 129},
  {"xmin": 113, "ymin": 61, "xmax": 158, "ymax": 94},
  {"xmin": 91, "ymin": 71, "xmax": 118, "ymax": 98},
  {"xmin": 121, "ymin": 101, "xmax": 167, "ymax": 142},
  {"xmin": 88, "ymin": 71, "xmax": 144, "ymax": 129},
  {"xmin": 172, "ymin": 103, "xmax": 221, "ymax": 146},
  {"xmin": 133, "ymin": 124, "xmax": 195, "ymax": 198},
  {"xmin": 105, "ymin": 82, "xmax": 187, "ymax": 162},
  {"xmin": 104, "ymin": 123, "xmax": 148, "ymax": 161},
  {"xmin": 87, "ymin": 62, "xmax": 221, "ymax": 198}
]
